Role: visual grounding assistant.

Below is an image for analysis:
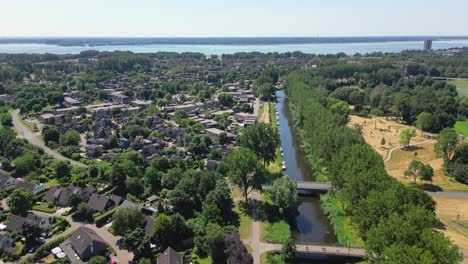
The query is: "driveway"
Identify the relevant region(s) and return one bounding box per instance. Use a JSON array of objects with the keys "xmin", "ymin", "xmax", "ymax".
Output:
[
  {"xmin": 25, "ymin": 211, "xmax": 133, "ymax": 264},
  {"xmin": 12, "ymin": 109, "xmax": 86, "ymax": 167}
]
